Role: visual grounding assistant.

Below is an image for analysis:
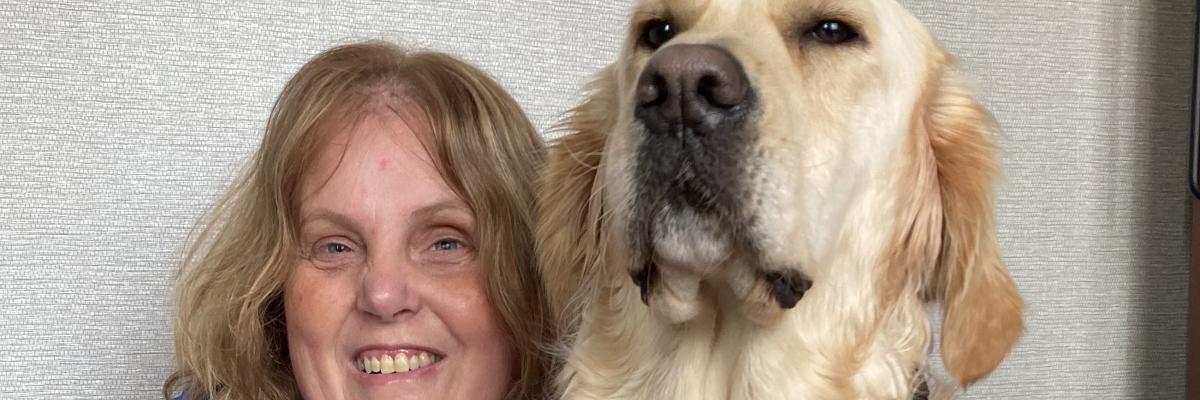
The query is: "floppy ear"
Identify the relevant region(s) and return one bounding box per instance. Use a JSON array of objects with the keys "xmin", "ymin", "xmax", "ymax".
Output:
[
  {"xmin": 923, "ymin": 65, "xmax": 1023, "ymax": 386},
  {"xmin": 536, "ymin": 66, "xmax": 619, "ymax": 335}
]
